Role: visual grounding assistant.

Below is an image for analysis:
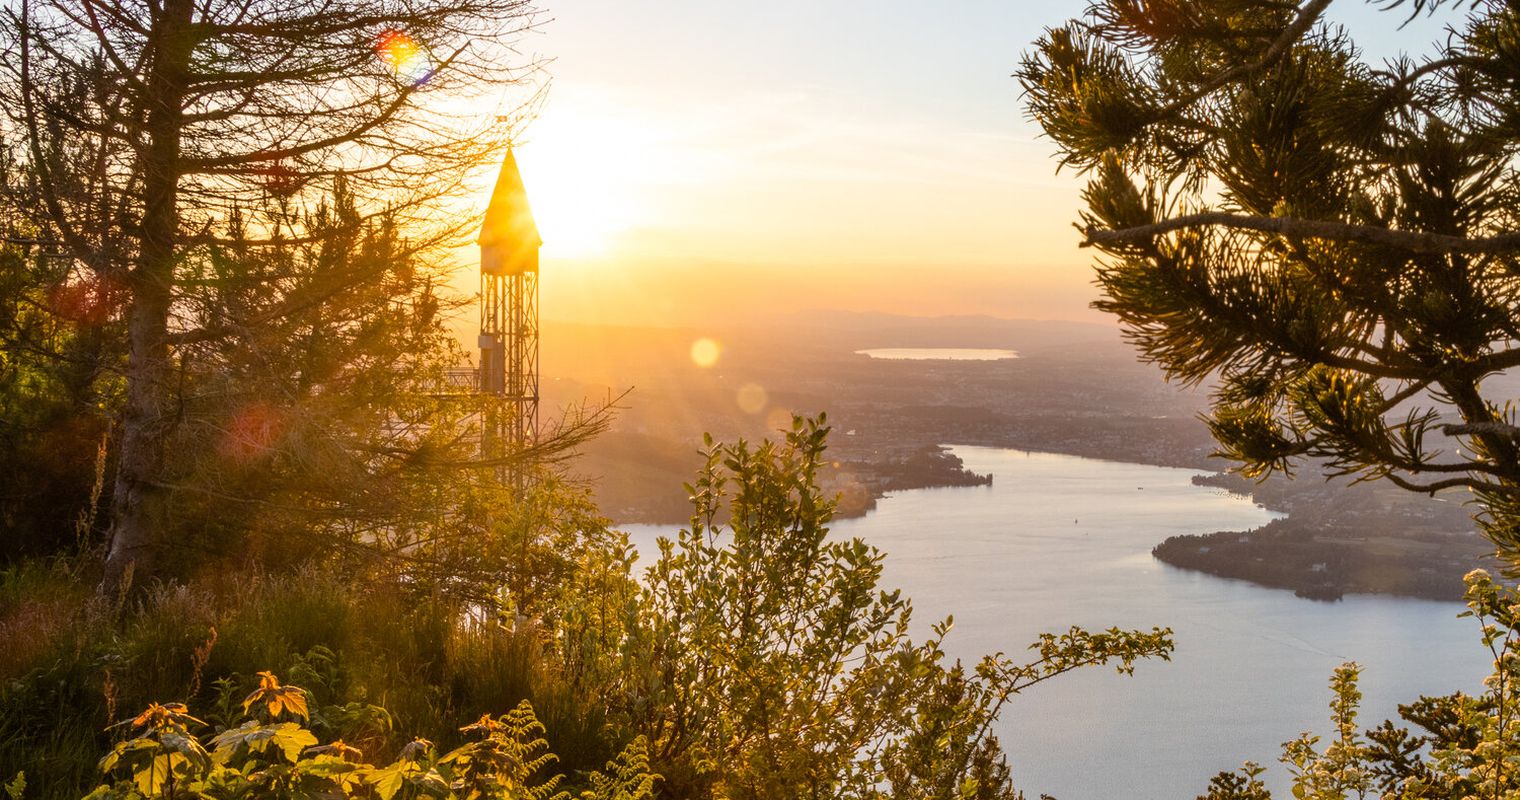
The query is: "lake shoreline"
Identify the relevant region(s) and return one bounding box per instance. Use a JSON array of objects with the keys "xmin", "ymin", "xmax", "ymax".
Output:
[
  {"xmin": 617, "ymin": 441, "xmax": 1490, "ymax": 604},
  {"xmin": 619, "ymin": 446, "xmax": 1489, "ymax": 800}
]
